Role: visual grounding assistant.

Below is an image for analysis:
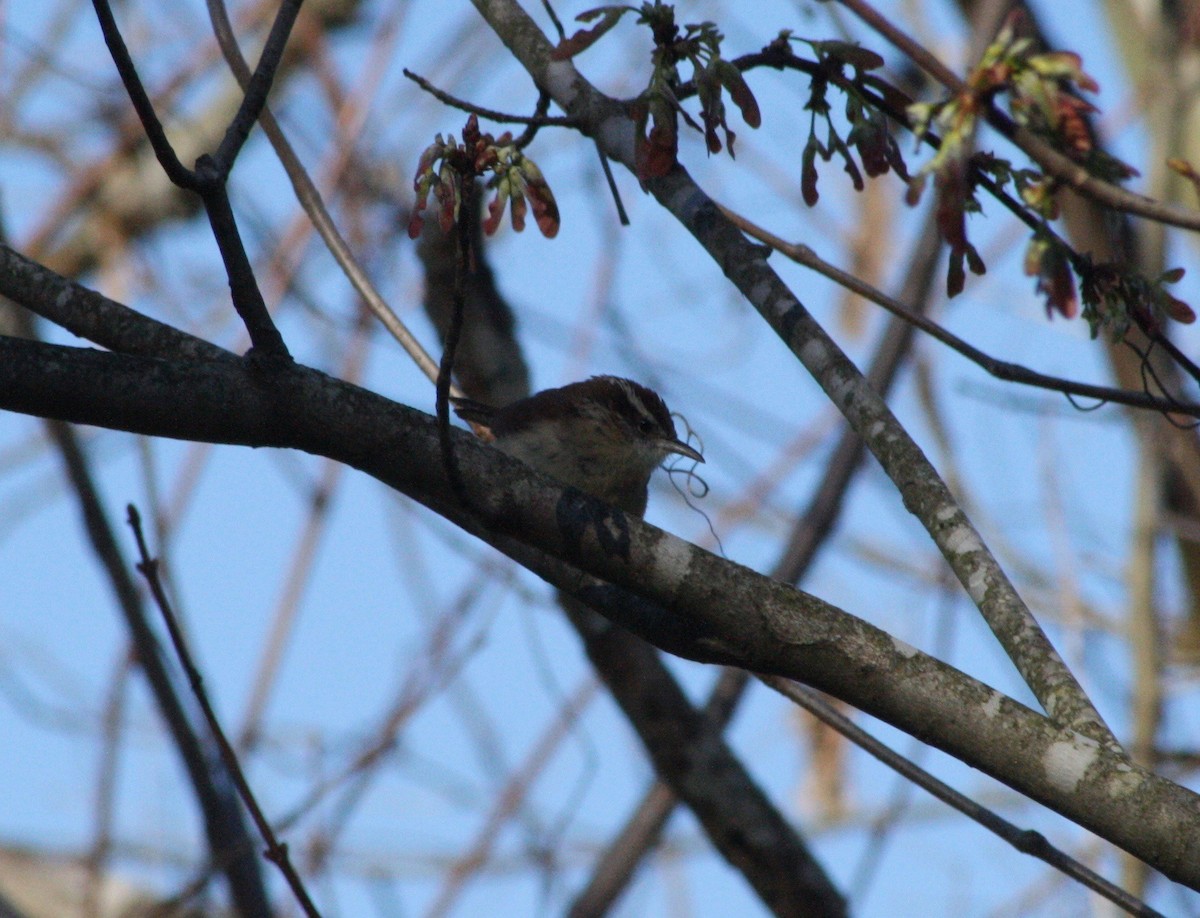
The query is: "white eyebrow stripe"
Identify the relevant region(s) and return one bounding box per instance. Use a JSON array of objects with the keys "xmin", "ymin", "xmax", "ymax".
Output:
[
  {"xmin": 600, "ymin": 376, "xmax": 672, "ymax": 432},
  {"xmin": 623, "ymin": 382, "xmax": 657, "ymax": 424},
  {"xmin": 617, "ymin": 380, "xmax": 645, "ymax": 414}
]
